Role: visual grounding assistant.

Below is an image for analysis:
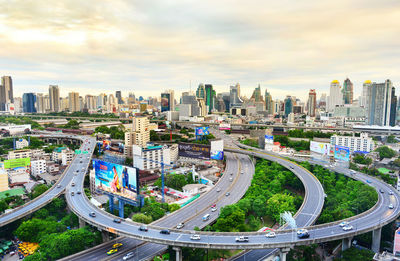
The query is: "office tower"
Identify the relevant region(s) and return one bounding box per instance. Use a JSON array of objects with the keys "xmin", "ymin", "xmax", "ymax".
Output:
[
  {"xmin": 204, "ymin": 84, "xmax": 216, "ymax": 113},
  {"xmin": 97, "ymin": 93, "xmax": 106, "ymax": 109},
  {"xmin": 251, "ymin": 84, "xmax": 263, "ymax": 102},
  {"xmin": 360, "ymin": 80, "xmax": 372, "ymax": 107},
  {"xmin": 265, "ymin": 89, "xmax": 273, "ymax": 115},
  {"xmin": 60, "ymin": 97, "xmax": 69, "ymax": 111},
  {"xmin": 0, "ymin": 76, "xmax": 13, "ymax": 111},
  {"xmin": 284, "ymin": 96, "xmax": 294, "ymax": 116},
  {"xmin": 22, "ymin": 93, "xmax": 36, "ymax": 113},
  {"xmin": 43, "ymin": 95, "xmax": 50, "ymax": 112},
  {"xmin": 307, "ymin": 89, "xmax": 317, "ymax": 117},
  {"xmin": 272, "ymin": 99, "xmax": 280, "ymax": 115},
  {"xmin": 221, "ymin": 92, "xmax": 230, "ymax": 112},
  {"xmin": 181, "ymin": 94, "xmax": 201, "ymax": 116},
  {"xmin": 216, "ymin": 94, "xmax": 226, "ymax": 112},
  {"xmin": 319, "ymin": 93, "xmax": 327, "ymax": 110},
  {"xmin": 36, "ymin": 93, "xmax": 45, "ymax": 113},
  {"xmin": 365, "ymin": 79, "xmax": 393, "ymax": 126},
  {"xmin": 196, "ymin": 84, "xmax": 205, "ymax": 99},
  {"xmin": 128, "ymin": 92, "xmax": 136, "ymax": 104},
  {"xmin": 124, "ymin": 117, "xmax": 150, "ymax": 157},
  {"xmin": 49, "ymin": 85, "xmax": 60, "ymax": 112},
  {"xmin": 161, "ymin": 89, "xmax": 175, "ymax": 112},
  {"xmin": 342, "ymin": 78, "xmax": 353, "ymax": 104},
  {"xmin": 116, "ymin": 91, "xmax": 123, "ymax": 104},
  {"xmin": 327, "ymin": 80, "xmax": 343, "ymax": 112},
  {"xmin": 85, "ymin": 95, "xmax": 96, "ymax": 110},
  {"xmin": 68, "ymin": 92, "xmax": 80, "ymax": 112},
  {"xmin": 230, "ymin": 83, "xmax": 243, "ymax": 108},
  {"xmin": 390, "ymin": 87, "xmax": 397, "ymax": 126}
]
